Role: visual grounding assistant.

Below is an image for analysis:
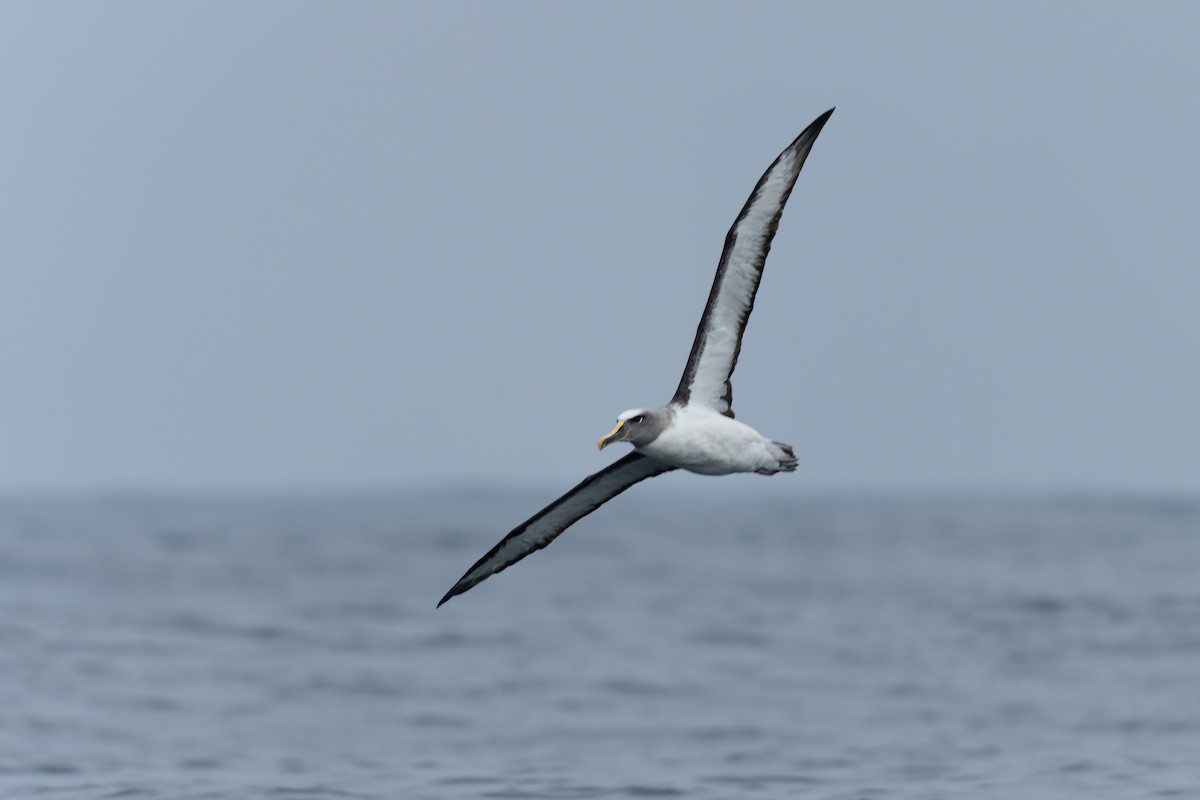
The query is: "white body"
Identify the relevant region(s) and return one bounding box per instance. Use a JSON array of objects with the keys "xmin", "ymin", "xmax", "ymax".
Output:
[{"xmin": 635, "ymin": 405, "xmax": 790, "ymax": 475}]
